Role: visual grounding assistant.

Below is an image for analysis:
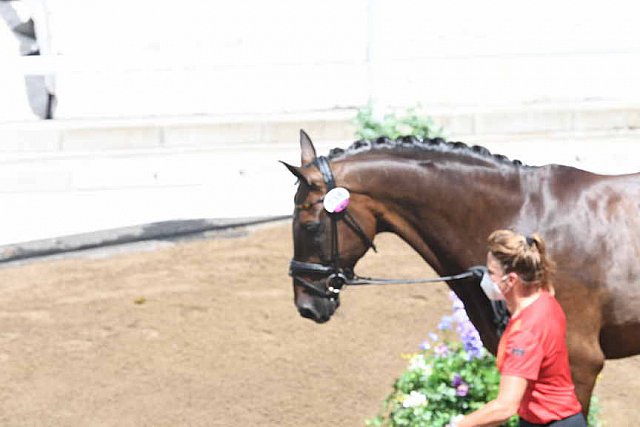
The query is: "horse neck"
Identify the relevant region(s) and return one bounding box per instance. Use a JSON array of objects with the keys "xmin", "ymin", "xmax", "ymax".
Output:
[
  {"xmin": 361, "ymin": 159, "xmax": 525, "ymax": 271},
  {"xmin": 345, "ymin": 154, "xmax": 527, "ymax": 352}
]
